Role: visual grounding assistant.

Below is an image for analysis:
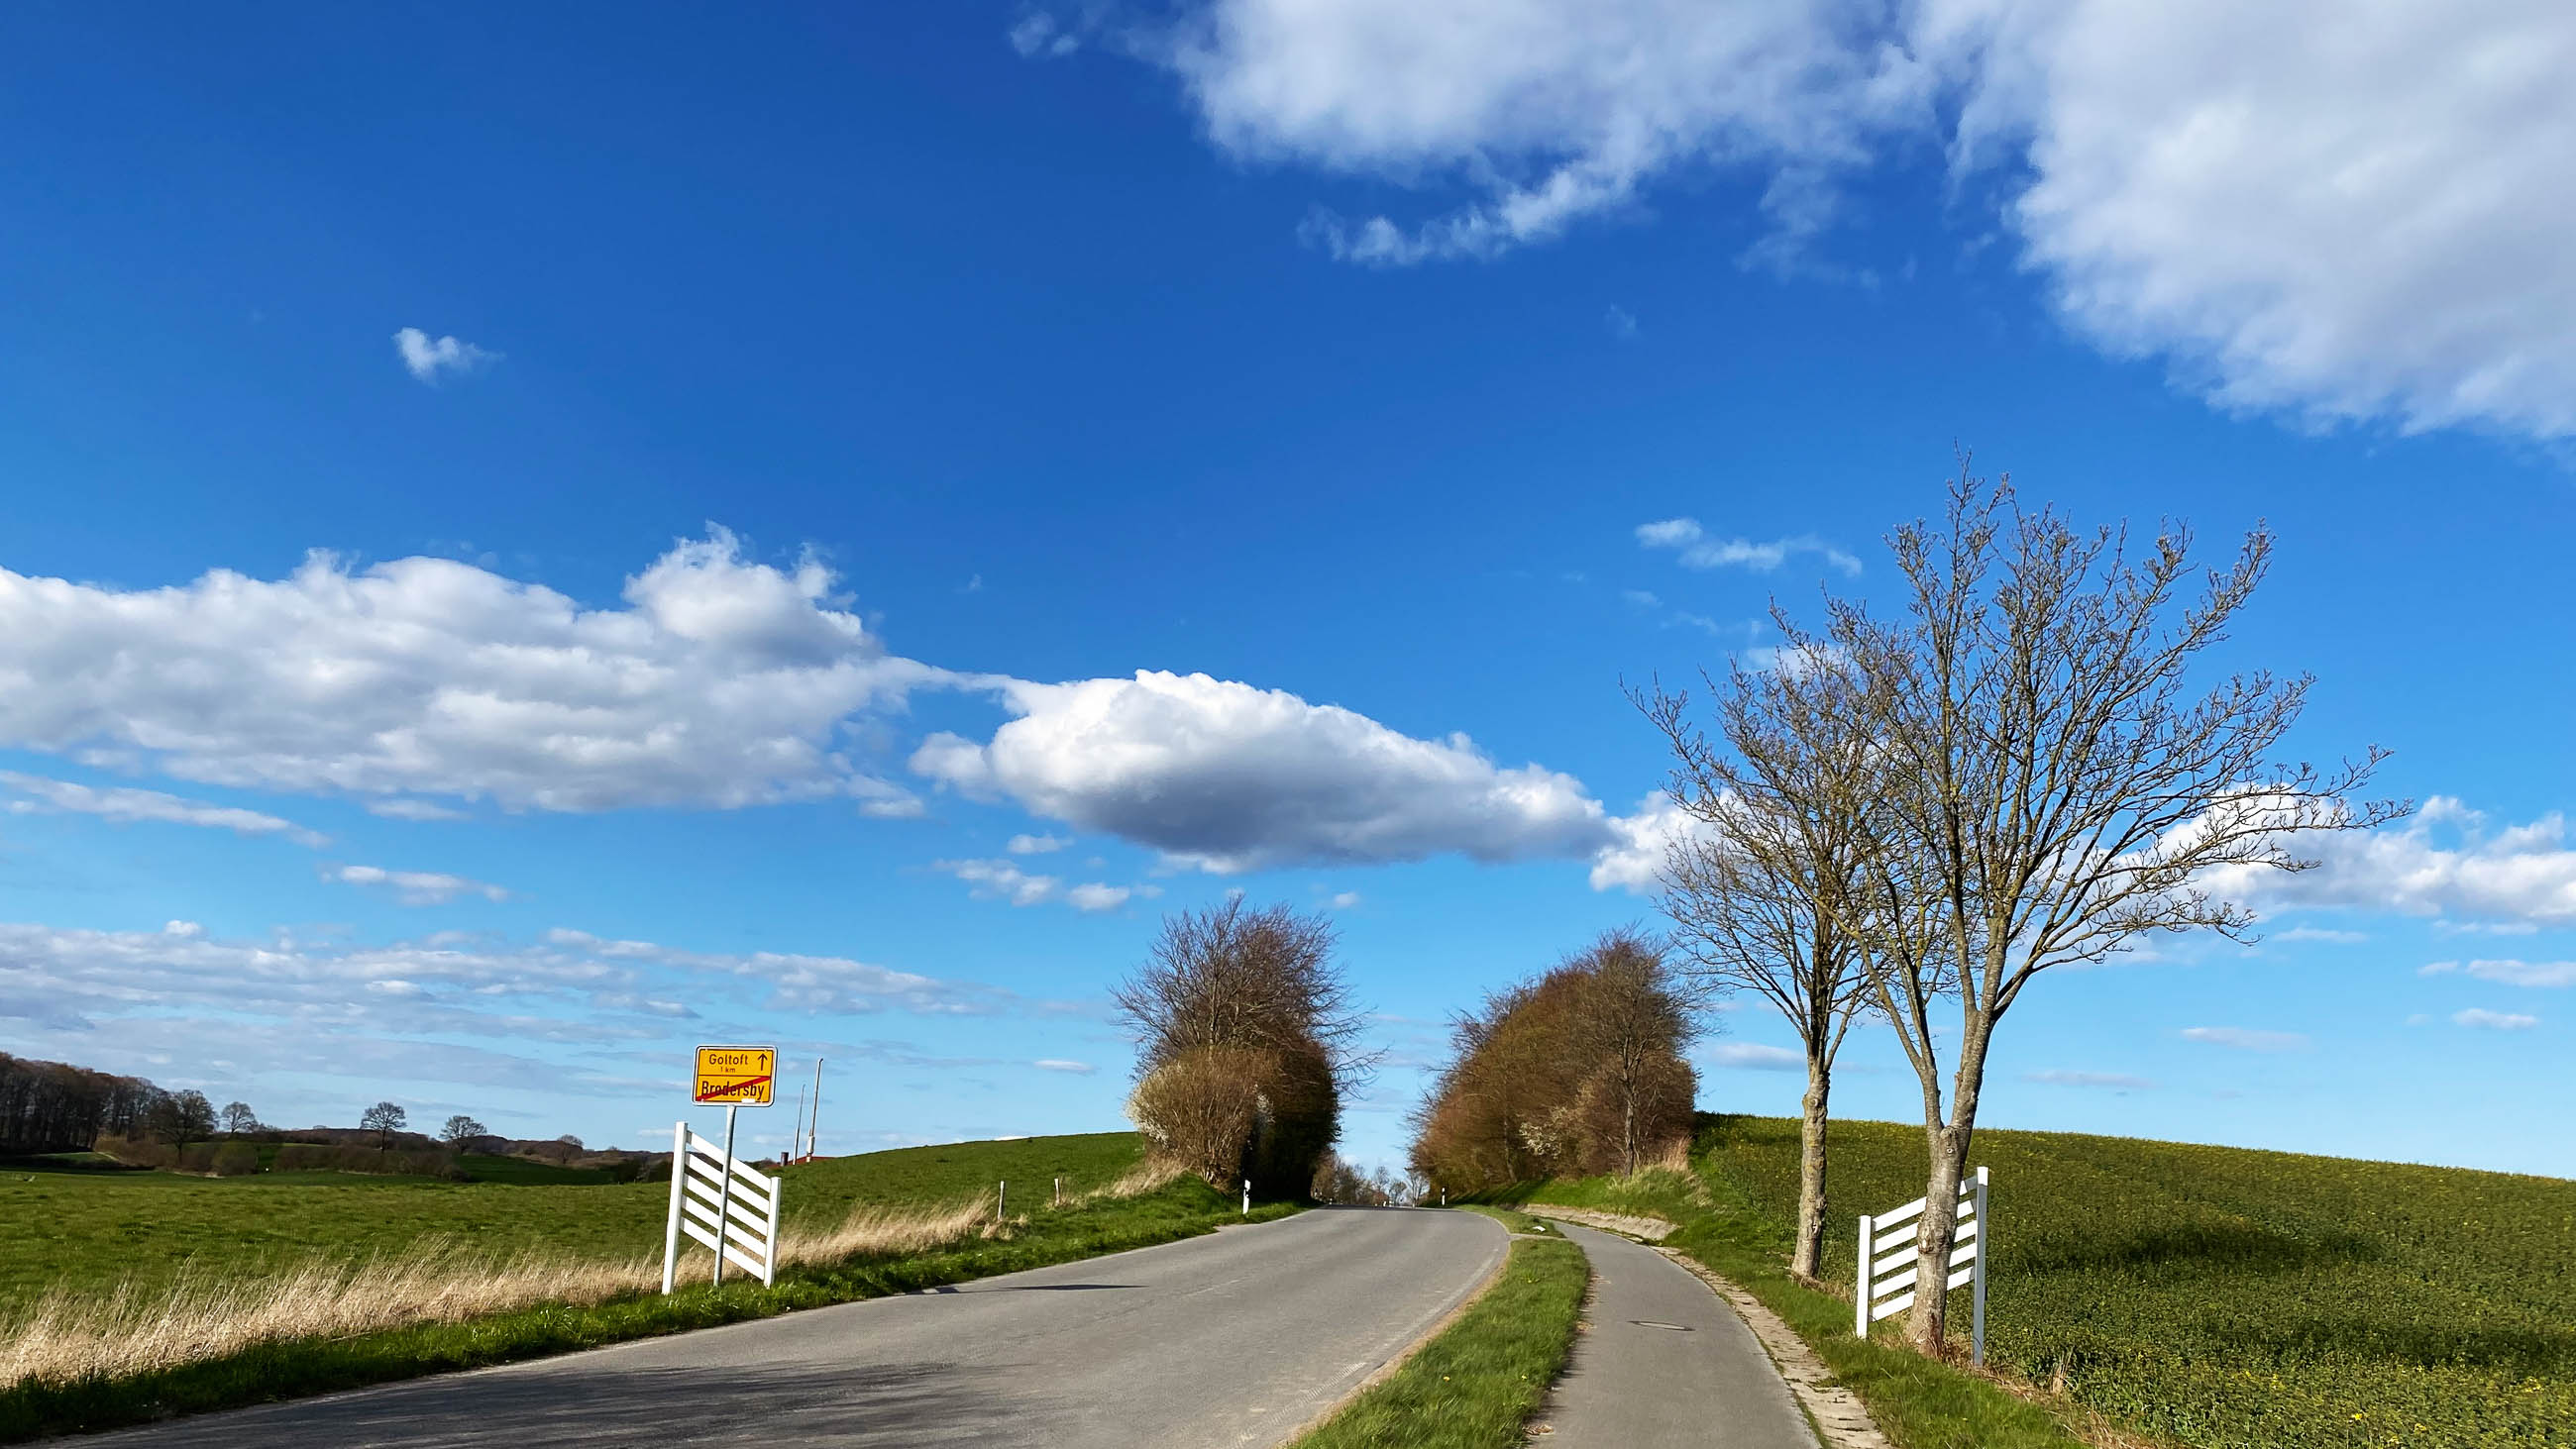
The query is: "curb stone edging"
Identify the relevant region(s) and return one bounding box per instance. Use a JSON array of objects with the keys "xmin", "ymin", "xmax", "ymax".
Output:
[{"xmin": 1517, "ymin": 1206, "xmax": 1892, "ymax": 1449}]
